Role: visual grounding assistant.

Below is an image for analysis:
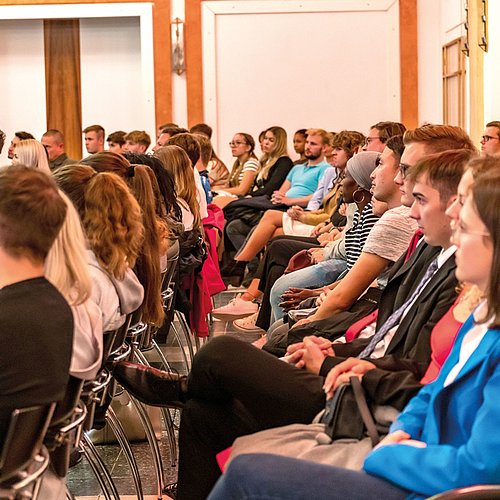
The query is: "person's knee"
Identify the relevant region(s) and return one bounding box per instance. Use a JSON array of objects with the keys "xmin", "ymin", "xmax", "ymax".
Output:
[{"xmin": 193, "ymin": 336, "xmax": 244, "ymax": 373}]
